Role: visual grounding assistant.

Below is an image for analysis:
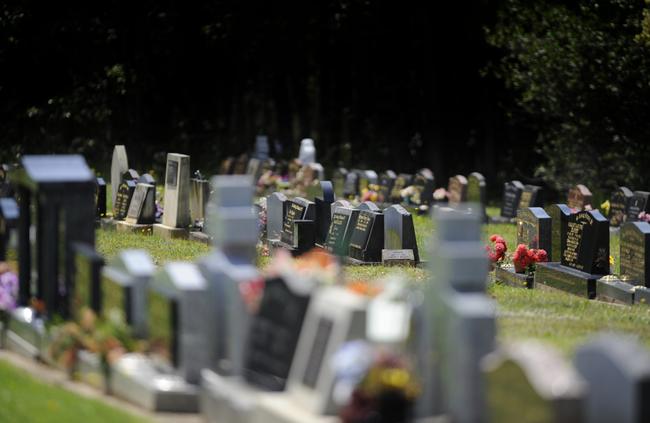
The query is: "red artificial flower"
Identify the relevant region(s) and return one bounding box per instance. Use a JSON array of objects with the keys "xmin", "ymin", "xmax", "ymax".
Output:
[{"xmin": 535, "ymin": 249, "xmax": 548, "ymax": 263}]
